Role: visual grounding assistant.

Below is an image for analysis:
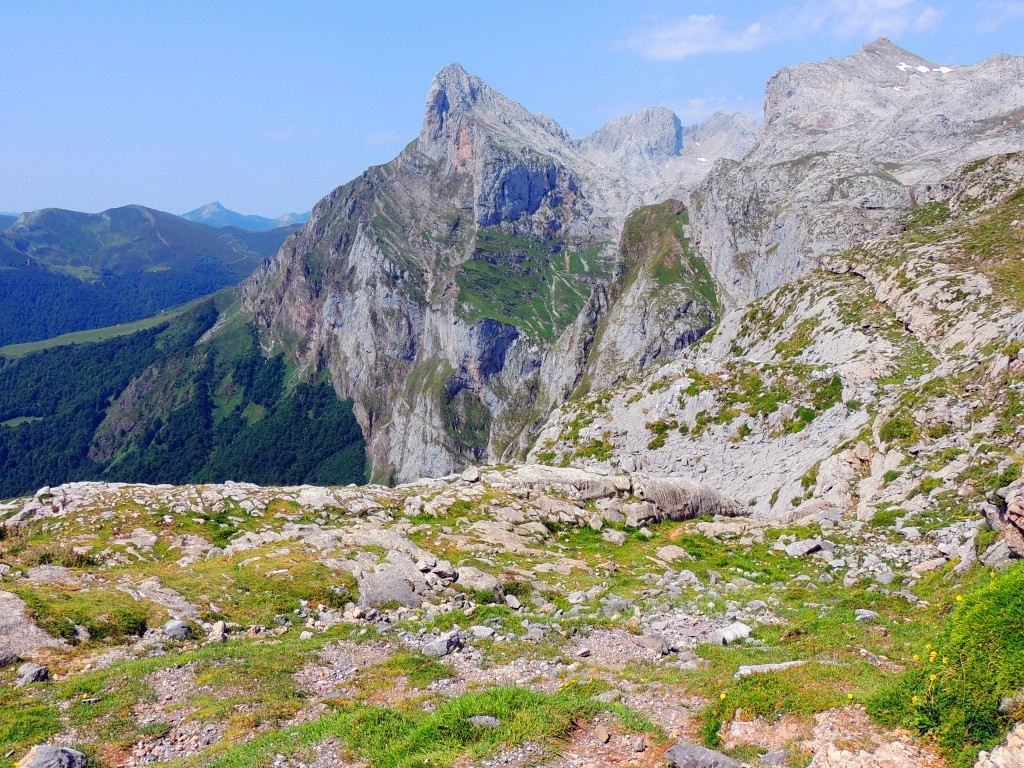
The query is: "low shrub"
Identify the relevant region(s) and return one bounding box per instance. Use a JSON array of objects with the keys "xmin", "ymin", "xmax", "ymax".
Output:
[{"xmin": 867, "ymin": 564, "xmax": 1024, "ymax": 767}]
